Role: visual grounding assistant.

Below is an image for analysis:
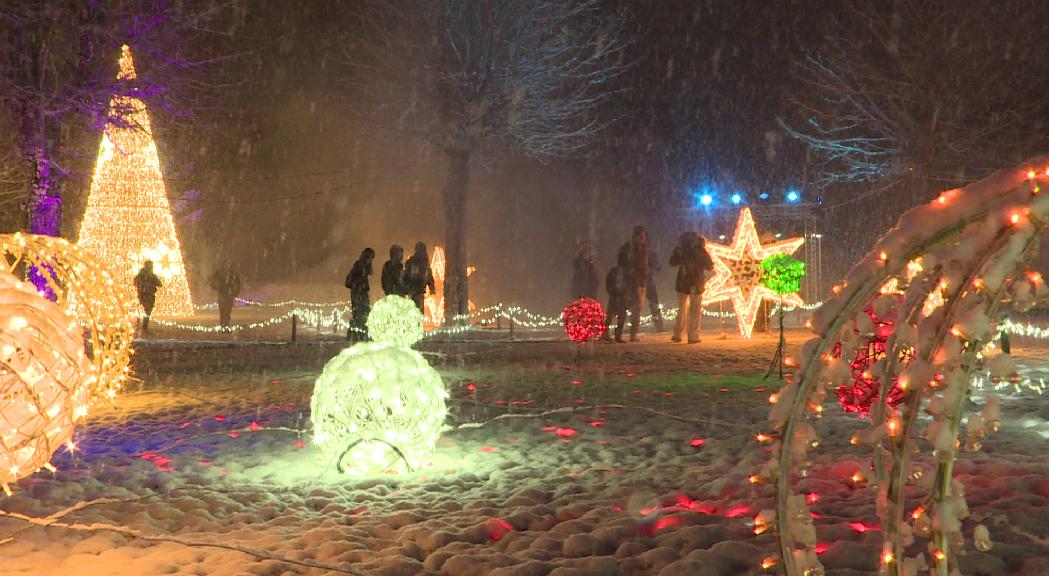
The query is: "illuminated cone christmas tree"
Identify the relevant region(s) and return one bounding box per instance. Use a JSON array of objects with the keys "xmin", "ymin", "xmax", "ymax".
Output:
[{"xmin": 77, "ymin": 45, "xmax": 193, "ymax": 317}]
